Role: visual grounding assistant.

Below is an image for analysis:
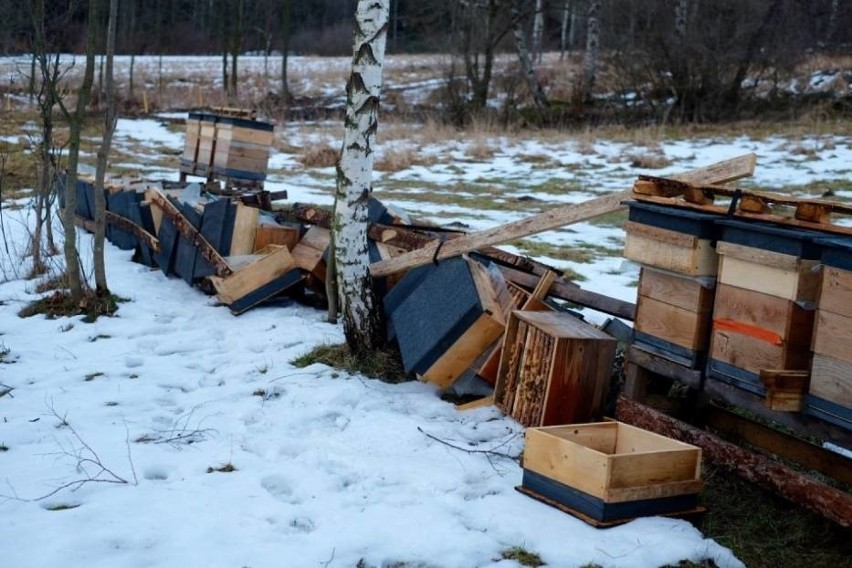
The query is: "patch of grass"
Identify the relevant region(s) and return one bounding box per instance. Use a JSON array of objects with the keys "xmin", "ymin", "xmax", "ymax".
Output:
[
  {"xmin": 291, "ymin": 343, "xmax": 407, "ymax": 383},
  {"xmin": 104, "ymin": 401, "xmax": 119, "ymax": 407},
  {"xmin": 252, "ymin": 388, "xmax": 266, "ymax": 397},
  {"xmin": 627, "ymin": 151, "xmax": 673, "ymax": 169},
  {"xmin": 298, "ymin": 144, "xmax": 339, "ymax": 168},
  {"xmin": 0, "ymin": 342, "xmax": 10, "ymax": 363},
  {"xmin": 661, "ymin": 561, "xmax": 718, "ymax": 568},
  {"xmin": 18, "ymin": 290, "xmax": 123, "ymax": 322},
  {"xmin": 35, "ymin": 273, "xmax": 70, "ymax": 294},
  {"xmin": 88, "ymin": 334, "xmax": 111, "ymax": 342},
  {"xmin": 699, "ymin": 463, "xmax": 852, "ymax": 568},
  {"xmin": 84, "ymin": 372, "xmax": 105, "ymax": 382},
  {"xmin": 45, "ymin": 503, "xmax": 81, "ymax": 511},
  {"xmin": 501, "ymin": 546, "xmax": 545, "ymax": 567},
  {"xmin": 0, "ymin": 443, "xmax": 8, "ymax": 452},
  {"xmin": 0, "ymin": 140, "xmax": 39, "ymax": 197},
  {"xmin": 206, "ymin": 462, "xmax": 237, "ymax": 473}
]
